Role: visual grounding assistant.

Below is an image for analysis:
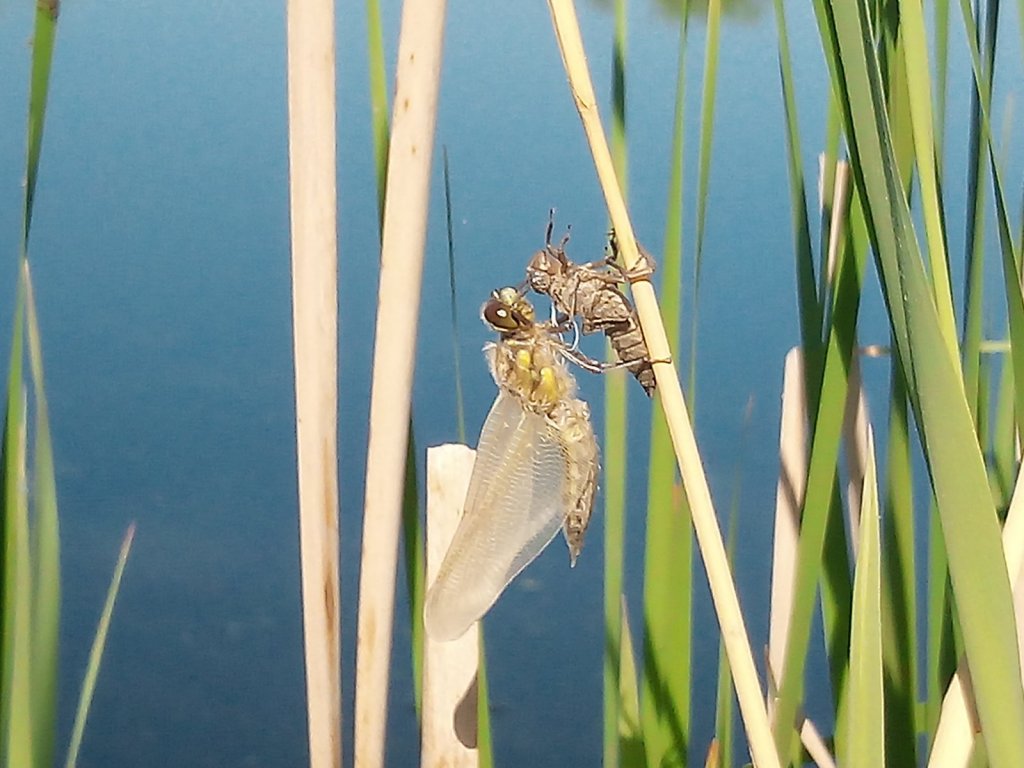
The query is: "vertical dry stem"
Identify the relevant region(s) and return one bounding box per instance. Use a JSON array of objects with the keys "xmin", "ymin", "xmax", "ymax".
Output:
[
  {"xmin": 545, "ymin": 2, "xmax": 780, "ymax": 766},
  {"xmin": 286, "ymin": 0, "xmax": 341, "ymax": 764}
]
